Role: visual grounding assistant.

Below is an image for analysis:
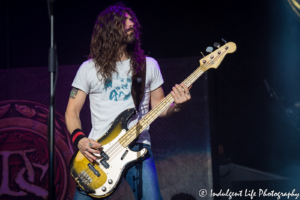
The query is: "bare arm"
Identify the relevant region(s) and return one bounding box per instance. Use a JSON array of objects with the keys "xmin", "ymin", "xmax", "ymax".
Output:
[
  {"xmin": 150, "ymin": 83, "xmax": 192, "ymax": 118},
  {"xmin": 65, "ymin": 88, "xmax": 86, "ymax": 133},
  {"xmin": 65, "ymin": 87, "xmax": 101, "ymax": 162}
]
